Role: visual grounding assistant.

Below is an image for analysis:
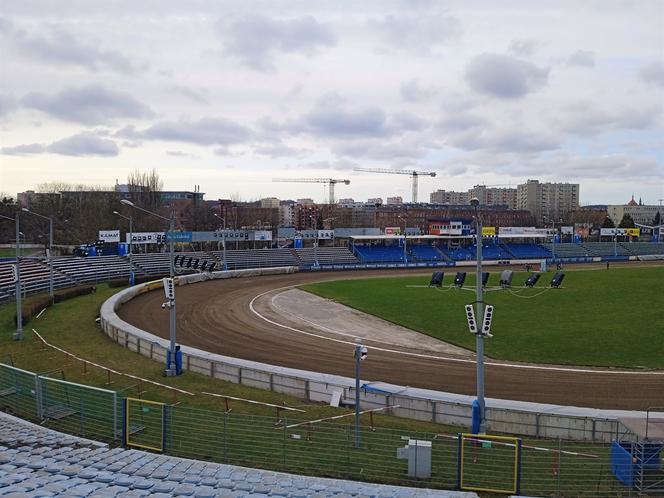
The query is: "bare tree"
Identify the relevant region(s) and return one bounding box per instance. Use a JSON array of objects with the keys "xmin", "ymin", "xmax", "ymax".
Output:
[{"xmin": 127, "ymin": 169, "xmax": 163, "ymax": 210}]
